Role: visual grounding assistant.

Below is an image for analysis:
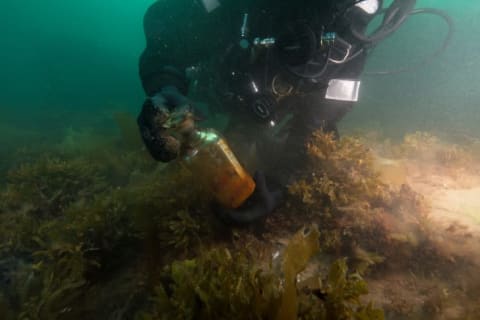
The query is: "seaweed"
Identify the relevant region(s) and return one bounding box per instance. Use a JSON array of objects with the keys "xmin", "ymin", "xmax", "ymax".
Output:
[
  {"xmin": 276, "ymin": 226, "xmax": 320, "ymax": 320},
  {"xmin": 0, "ymin": 292, "xmax": 15, "ymax": 320},
  {"xmin": 1, "ymin": 156, "xmax": 106, "ymax": 217},
  {"xmin": 288, "ymin": 131, "xmax": 389, "ymax": 215},
  {"xmin": 320, "ymin": 259, "xmax": 384, "ymax": 320},
  {"xmin": 18, "ymin": 244, "xmax": 97, "ymax": 320},
  {"xmin": 5, "ymin": 125, "xmax": 475, "ymax": 319},
  {"xmin": 138, "ymin": 226, "xmax": 383, "ymax": 320},
  {"xmin": 394, "ymin": 131, "xmax": 474, "ymax": 171},
  {"xmin": 136, "ymin": 247, "xmax": 281, "ymax": 320},
  {"xmin": 284, "ymin": 130, "xmax": 455, "ymax": 279},
  {"xmin": 0, "ymin": 142, "xmax": 217, "ymax": 318},
  {"xmin": 286, "ymin": 131, "xmax": 391, "ymax": 255},
  {"xmin": 158, "ymin": 210, "xmax": 203, "ymax": 251}
]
